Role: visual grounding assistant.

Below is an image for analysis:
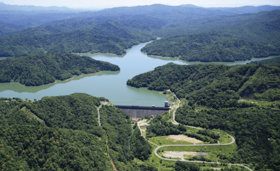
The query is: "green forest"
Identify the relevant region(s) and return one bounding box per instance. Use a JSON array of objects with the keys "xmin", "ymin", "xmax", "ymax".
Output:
[
  {"xmin": 1, "ymin": 3, "xmax": 280, "ymax": 170},
  {"xmin": 0, "ymin": 93, "xmax": 158, "ymax": 171},
  {"xmin": 155, "ymin": 10, "xmax": 280, "ymax": 46},
  {"xmin": 141, "ymin": 33, "xmax": 280, "ymax": 62},
  {"xmin": 127, "ymin": 63, "xmax": 280, "ymax": 170},
  {"xmin": 127, "ymin": 63, "xmax": 280, "ymax": 108},
  {"xmin": 0, "ymin": 21, "xmax": 156, "ymax": 57},
  {"xmin": 0, "ymin": 53, "xmax": 120, "ymax": 86}
]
